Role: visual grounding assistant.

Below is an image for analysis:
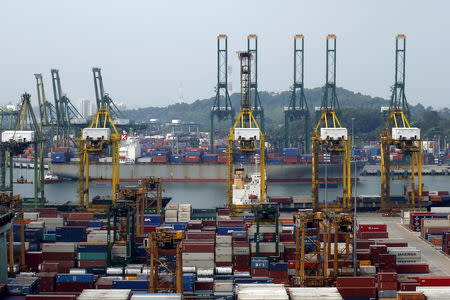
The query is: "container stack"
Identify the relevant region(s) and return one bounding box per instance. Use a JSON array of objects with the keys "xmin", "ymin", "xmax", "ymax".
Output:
[
  {"xmin": 78, "ymin": 289, "xmax": 132, "ymax": 300},
  {"xmin": 250, "ymin": 257, "xmax": 269, "ymax": 277},
  {"xmin": 377, "ymin": 272, "xmax": 398, "ymax": 299},
  {"xmin": 182, "ymin": 233, "xmax": 215, "ymax": 269},
  {"xmin": 236, "ymin": 284, "xmax": 289, "ymax": 300},
  {"xmin": 55, "ymin": 273, "xmax": 95, "ymax": 293},
  {"xmin": 357, "ymin": 223, "xmax": 388, "ymax": 239},
  {"xmin": 165, "ymin": 204, "xmax": 179, "ymax": 223},
  {"xmin": 282, "ymin": 148, "xmax": 298, "ymax": 164},
  {"xmin": 77, "ymin": 242, "xmax": 108, "ymax": 268},
  {"xmin": 178, "ymin": 204, "xmax": 192, "ymax": 222},
  {"xmin": 336, "ymin": 276, "xmax": 376, "ymax": 299},
  {"xmin": 185, "ymin": 151, "xmax": 202, "ymax": 163},
  {"xmin": 203, "ymin": 153, "xmax": 218, "ymax": 163},
  {"xmin": 42, "ymin": 243, "xmax": 76, "ymax": 273},
  {"xmin": 7, "ymin": 277, "xmax": 38, "ymax": 296},
  {"xmin": 232, "ymin": 239, "xmax": 250, "ymax": 272},
  {"xmin": 215, "ymin": 235, "xmax": 232, "ymax": 267},
  {"xmin": 288, "ymin": 287, "xmax": 343, "ymax": 300}
]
